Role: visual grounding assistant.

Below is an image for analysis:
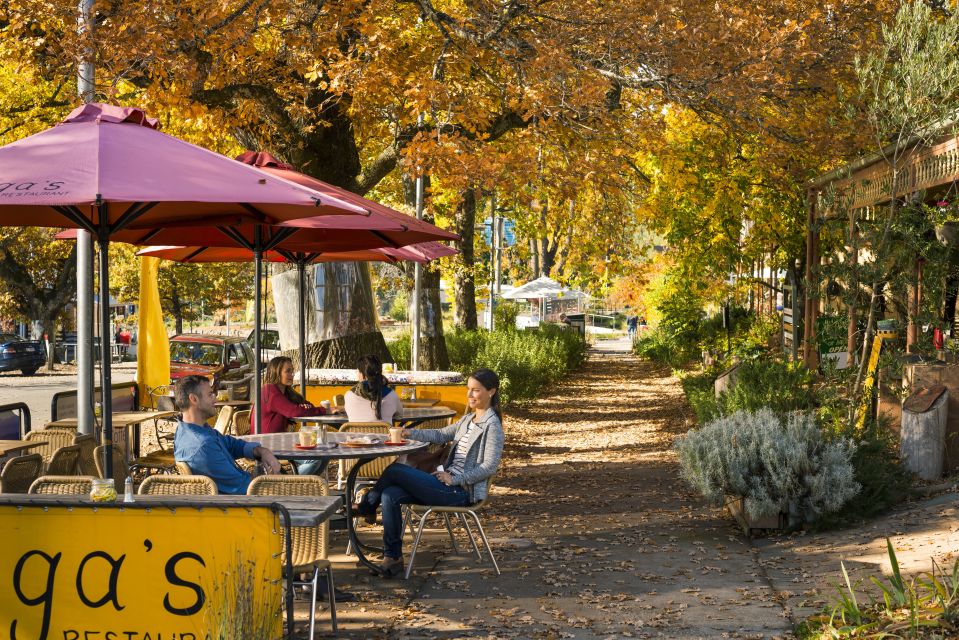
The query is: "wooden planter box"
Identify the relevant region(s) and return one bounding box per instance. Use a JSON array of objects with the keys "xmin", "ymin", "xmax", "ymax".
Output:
[{"xmin": 724, "ymin": 495, "xmax": 786, "ymax": 536}]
